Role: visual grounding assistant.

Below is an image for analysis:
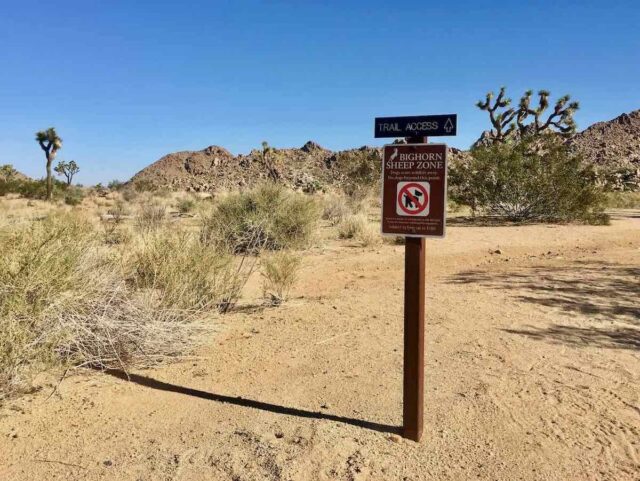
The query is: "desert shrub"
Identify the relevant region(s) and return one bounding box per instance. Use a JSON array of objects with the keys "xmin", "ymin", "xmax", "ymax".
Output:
[
  {"xmin": 595, "ymin": 165, "xmax": 640, "ymax": 192},
  {"xmin": 153, "ymin": 187, "xmax": 172, "ymax": 199},
  {"xmin": 133, "ymin": 179, "xmax": 156, "ymax": 193},
  {"xmin": 447, "ymin": 198, "xmax": 464, "ymax": 214},
  {"xmin": 0, "ymin": 177, "xmax": 80, "ymax": 201},
  {"xmin": 107, "ymin": 200, "xmax": 130, "ymax": 223},
  {"xmin": 135, "ymin": 203, "xmax": 166, "ymax": 232},
  {"xmin": 335, "ymin": 149, "xmax": 382, "ymax": 199},
  {"xmin": 131, "ymin": 230, "xmax": 252, "ymax": 312},
  {"xmin": 201, "ymin": 183, "xmax": 320, "ymax": 253},
  {"xmin": 0, "ymin": 164, "xmax": 19, "ymax": 181},
  {"xmin": 338, "ymin": 214, "xmax": 380, "ymax": 246},
  {"xmin": 0, "ymin": 179, "xmax": 21, "ymax": 197},
  {"xmin": 108, "ymin": 179, "xmax": 125, "ymax": 191},
  {"xmin": 21, "ymin": 179, "xmax": 54, "ymax": 199},
  {"xmin": 450, "ymin": 137, "xmax": 608, "ymax": 224},
  {"xmin": 338, "ymin": 213, "xmax": 367, "ymax": 239},
  {"xmin": 322, "ymin": 193, "xmax": 351, "ymax": 226},
  {"xmin": 176, "ymin": 196, "xmax": 197, "ymax": 214},
  {"xmin": 383, "ymin": 235, "xmax": 406, "ymax": 245},
  {"xmin": 0, "ymin": 212, "xmax": 96, "ymax": 320},
  {"xmin": 0, "ymin": 212, "xmax": 212, "ymax": 398},
  {"xmin": 261, "ymin": 251, "xmax": 302, "ymax": 306},
  {"xmin": 121, "ymin": 187, "xmax": 138, "ymax": 202},
  {"xmin": 605, "ymin": 191, "xmax": 640, "ymax": 209},
  {"xmin": 64, "ymin": 186, "xmax": 85, "ymax": 206},
  {"xmin": 0, "ymin": 213, "xmax": 99, "ymax": 393},
  {"xmin": 102, "ymin": 220, "xmax": 132, "ymax": 245}
]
